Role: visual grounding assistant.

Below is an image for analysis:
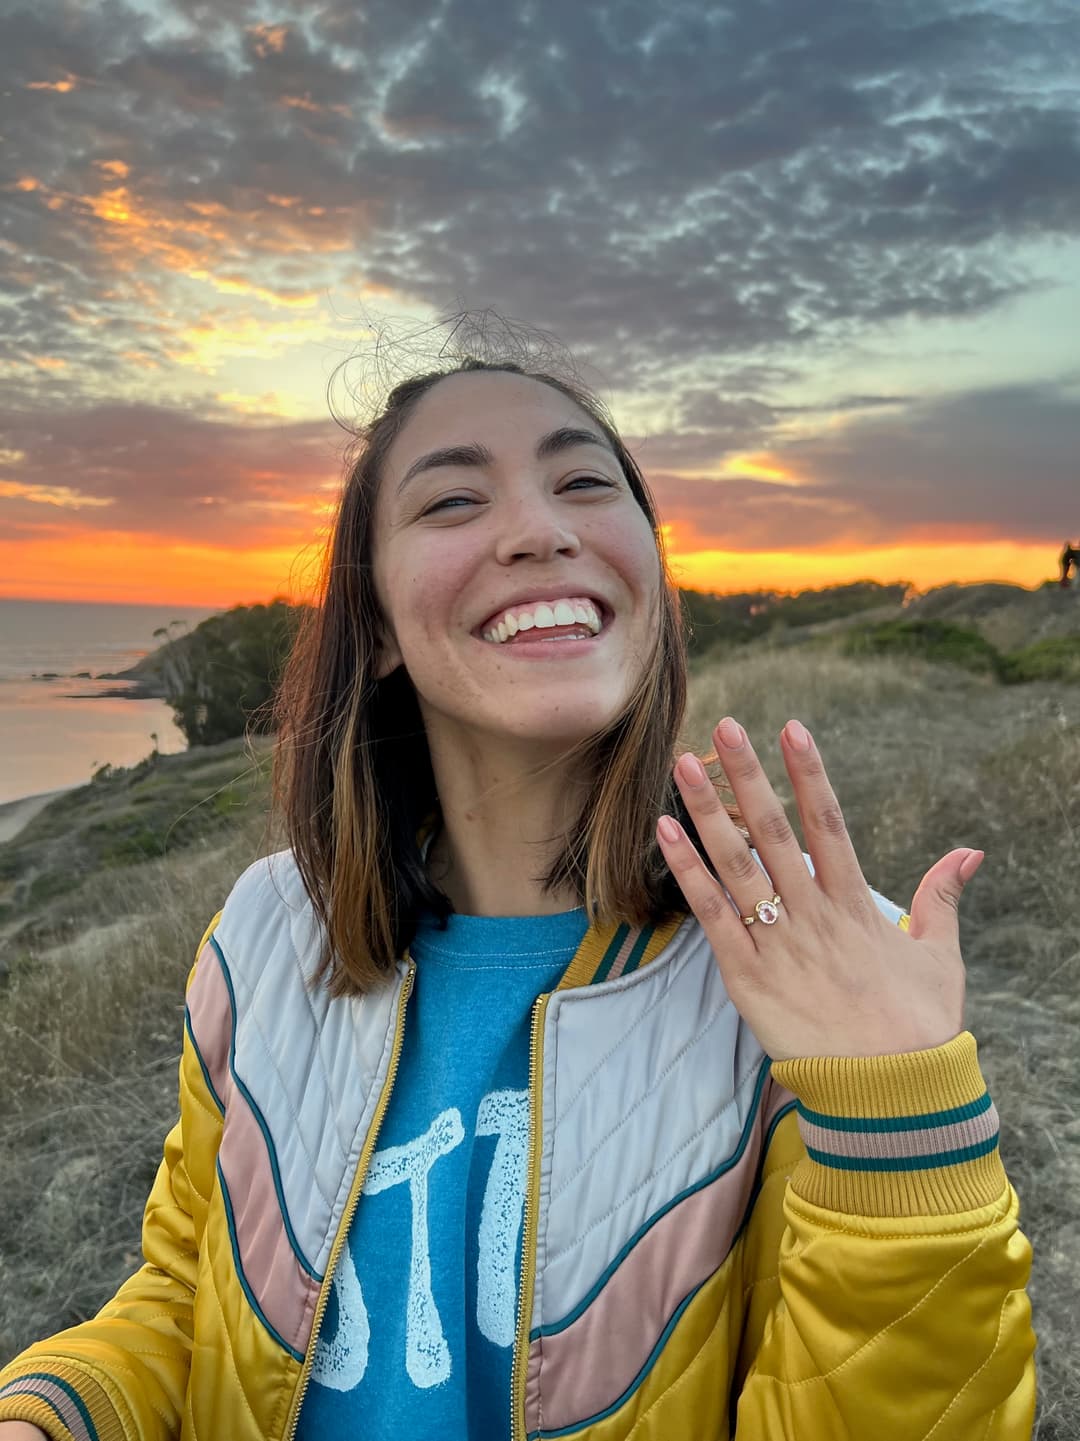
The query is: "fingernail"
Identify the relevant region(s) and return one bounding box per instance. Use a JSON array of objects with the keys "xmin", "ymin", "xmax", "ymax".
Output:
[
  {"xmin": 959, "ymin": 849, "xmax": 985, "ymax": 883},
  {"xmin": 677, "ymin": 753, "xmax": 708, "ymax": 785},
  {"xmin": 658, "ymin": 816, "xmax": 682, "ymax": 843},
  {"xmin": 718, "ymin": 717, "xmax": 744, "ymax": 750},
  {"xmin": 785, "ymin": 719, "xmax": 811, "ymax": 752}
]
